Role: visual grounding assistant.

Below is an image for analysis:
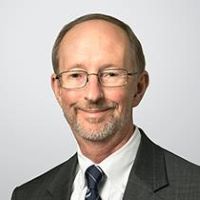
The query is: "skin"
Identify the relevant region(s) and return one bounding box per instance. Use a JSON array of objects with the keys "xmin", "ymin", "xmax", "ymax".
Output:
[{"xmin": 51, "ymin": 20, "xmax": 149, "ymax": 163}]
